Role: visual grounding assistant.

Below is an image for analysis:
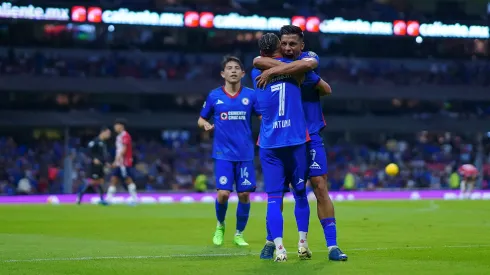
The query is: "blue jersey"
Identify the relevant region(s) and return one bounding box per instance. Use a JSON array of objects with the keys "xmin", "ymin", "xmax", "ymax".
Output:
[
  {"xmin": 251, "ymin": 57, "xmax": 320, "ymax": 149},
  {"xmin": 299, "ymin": 51, "xmax": 326, "ymax": 135},
  {"xmin": 200, "ymin": 86, "xmax": 259, "ymax": 161}
]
